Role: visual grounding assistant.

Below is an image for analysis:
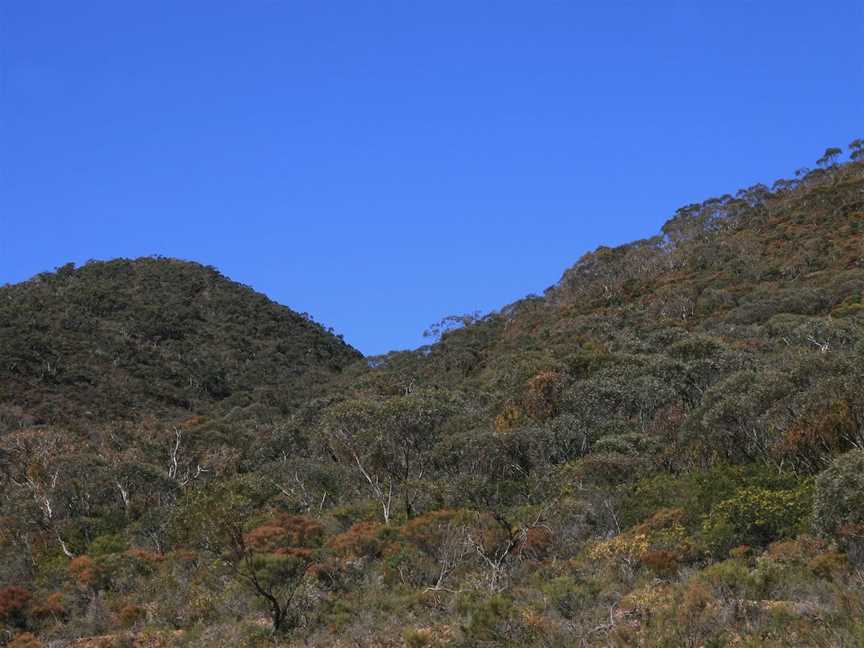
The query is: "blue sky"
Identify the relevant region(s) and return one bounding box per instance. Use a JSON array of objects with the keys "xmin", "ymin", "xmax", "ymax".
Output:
[{"xmin": 2, "ymin": 1, "xmax": 862, "ymax": 354}]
